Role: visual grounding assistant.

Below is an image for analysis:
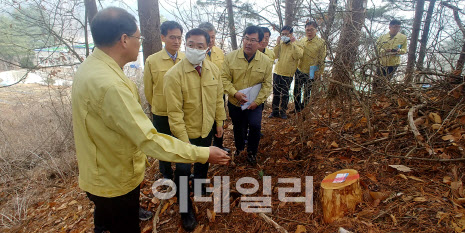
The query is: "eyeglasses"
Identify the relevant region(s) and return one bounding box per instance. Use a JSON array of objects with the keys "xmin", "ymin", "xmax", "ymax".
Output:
[
  {"xmin": 243, "ymin": 36, "xmax": 259, "ymax": 44},
  {"xmin": 130, "ymin": 35, "xmax": 145, "ymax": 43}
]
